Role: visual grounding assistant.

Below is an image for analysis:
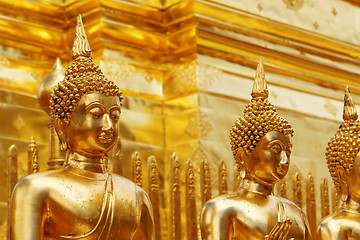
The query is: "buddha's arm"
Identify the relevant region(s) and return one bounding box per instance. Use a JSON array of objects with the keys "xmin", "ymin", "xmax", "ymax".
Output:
[
  {"xmin": 316, "ymin": 224, "xmax": 332, "ymax": 240},
  {"xmin": 132, "ymin": 188, "xmax": 154, "ymax": 240},
  {"xmin": 10, "ymin": 178, "xmax": 48, "ymax": 240},
  {"xmin": 200, "ymin": 201, "xmax": 232, "ymax": 240}
]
